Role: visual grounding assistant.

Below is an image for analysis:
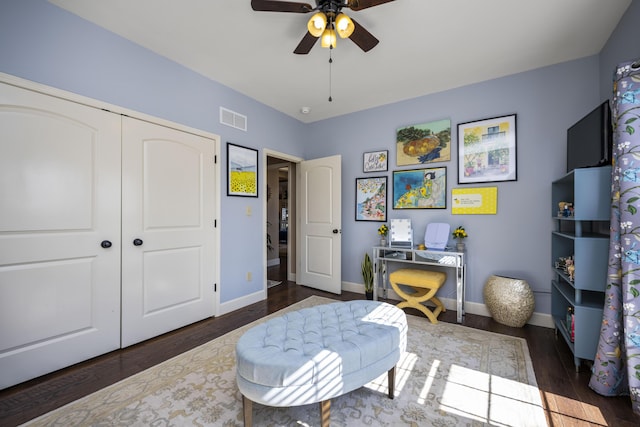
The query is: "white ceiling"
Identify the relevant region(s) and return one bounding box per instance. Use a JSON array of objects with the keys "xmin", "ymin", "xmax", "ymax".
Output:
[{"xmin": 49, "ymin": 0, "xmax": 631, "ymax": 123}]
